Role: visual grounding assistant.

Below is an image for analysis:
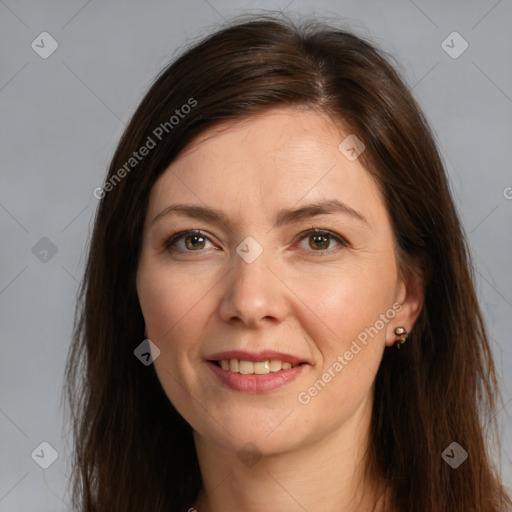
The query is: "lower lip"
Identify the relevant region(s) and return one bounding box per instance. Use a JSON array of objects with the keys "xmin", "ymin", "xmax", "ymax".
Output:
[{"xmin": 206, "ymin": 361, "xmax": 307, "ymax": 393}]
